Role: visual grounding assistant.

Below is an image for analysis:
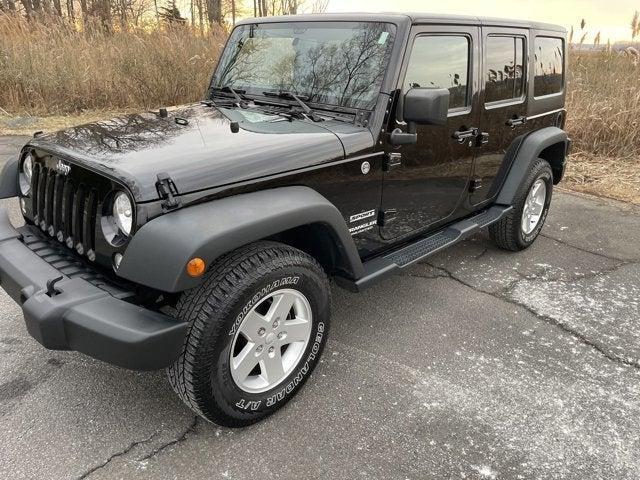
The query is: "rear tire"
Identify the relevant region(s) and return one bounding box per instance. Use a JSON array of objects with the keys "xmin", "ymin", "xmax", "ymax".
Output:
[
  {"xmin": 167, "ymin": 241, "xmax": 330, "ymax": 427},
  {"xmin": 489, "ymin": 158, "xmax": 553, "ymax": 251}
]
